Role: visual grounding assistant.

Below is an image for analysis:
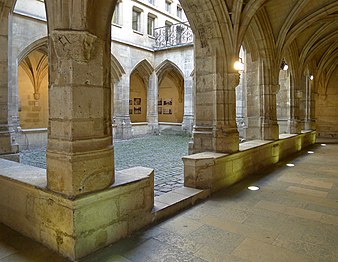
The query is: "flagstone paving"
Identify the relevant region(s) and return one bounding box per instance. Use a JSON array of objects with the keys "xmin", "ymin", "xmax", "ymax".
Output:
[
  {"xmin": 20, "ymin": 135, "xmax": 190, "ymax": 196},
  {"xmin": 4, "ymin": 143, "xmax": 337, "ymax": 262}
]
